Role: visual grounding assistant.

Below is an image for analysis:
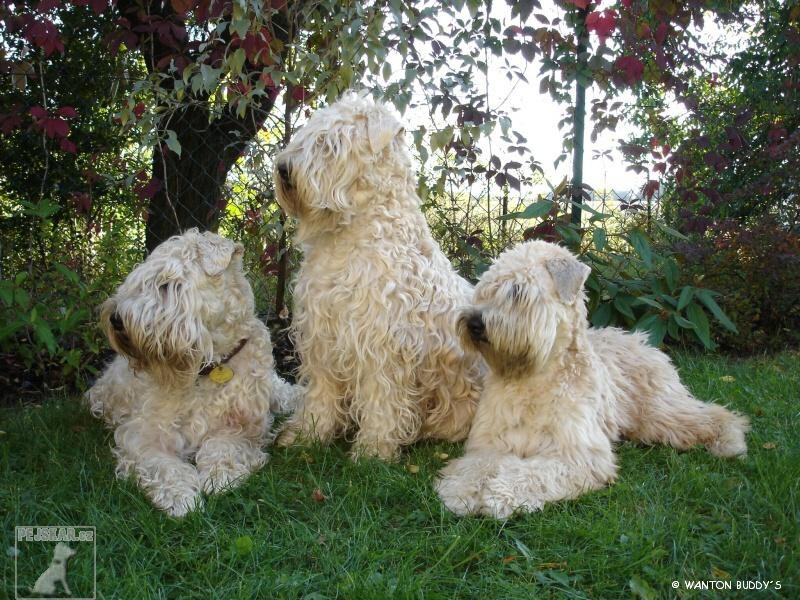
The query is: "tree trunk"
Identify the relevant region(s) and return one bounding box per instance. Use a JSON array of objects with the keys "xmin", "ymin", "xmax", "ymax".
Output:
[
  {"xmin": 571, "ymin": 7, "xmax": 589, "ymax": 227},
  {"xmin": 273, "ymin": 89, "xmax": 294, "ymax": 316},
  {"xmin": 145, "ymin": 104, "xmax": 268, "ymax": 251},
  {"xmin": 113, "ymin": 0, "xmax": 294, "ymax": 252}
]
